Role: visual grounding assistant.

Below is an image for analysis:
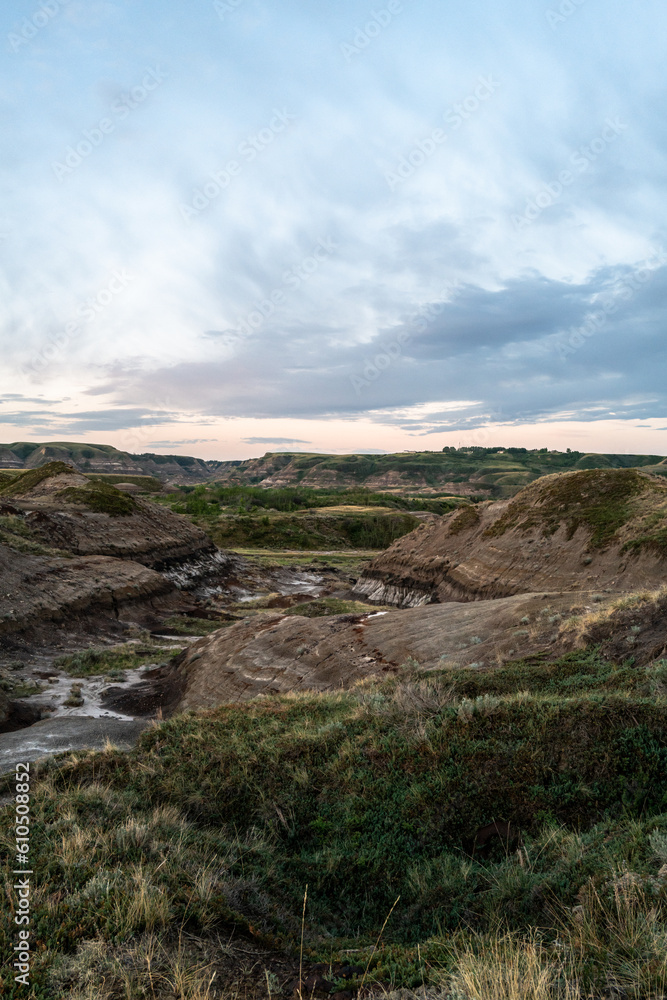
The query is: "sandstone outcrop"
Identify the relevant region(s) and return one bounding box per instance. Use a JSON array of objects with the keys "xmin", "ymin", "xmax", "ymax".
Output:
[
  {"xmin": 354, "ymin": 469, "xmax": 667, "ymax": 606},
  {"xmin": 171, "ymin": 590, "xmax": 595, "ymax": 710}
]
